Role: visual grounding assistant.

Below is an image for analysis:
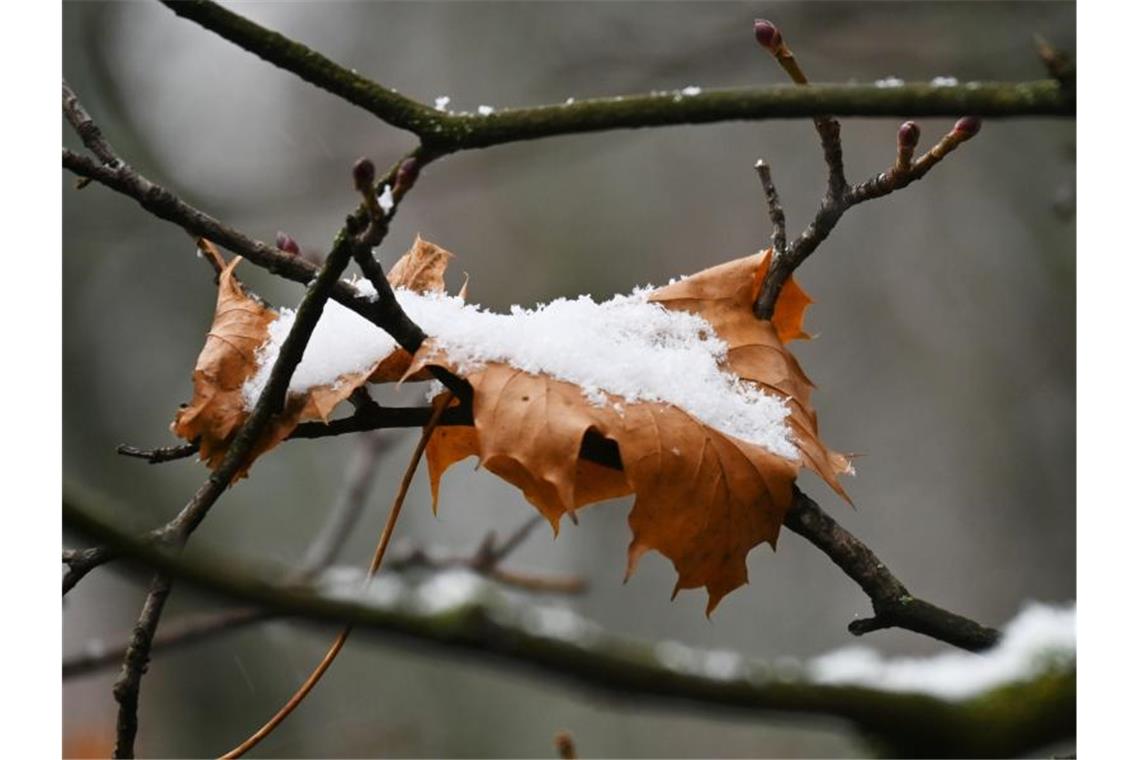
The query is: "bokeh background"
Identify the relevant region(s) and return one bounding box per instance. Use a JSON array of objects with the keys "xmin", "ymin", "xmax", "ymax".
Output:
[{"xmin": 63, "ymin": 1, "xmax": 1075, "ymax": 757}]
